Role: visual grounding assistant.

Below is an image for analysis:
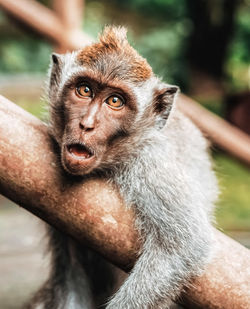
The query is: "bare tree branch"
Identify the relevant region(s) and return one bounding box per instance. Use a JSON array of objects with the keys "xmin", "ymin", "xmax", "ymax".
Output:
[
  {"xmin": 53, "ymin": 0, "xmax": 86, "ymax": 53},
  {"xmin": 178, "ymin": 94, "xmax": 250, "ymax": 166},
  {"xmin": 0, "ymin": 0, "xmax": 92, "ymax": 49}
]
